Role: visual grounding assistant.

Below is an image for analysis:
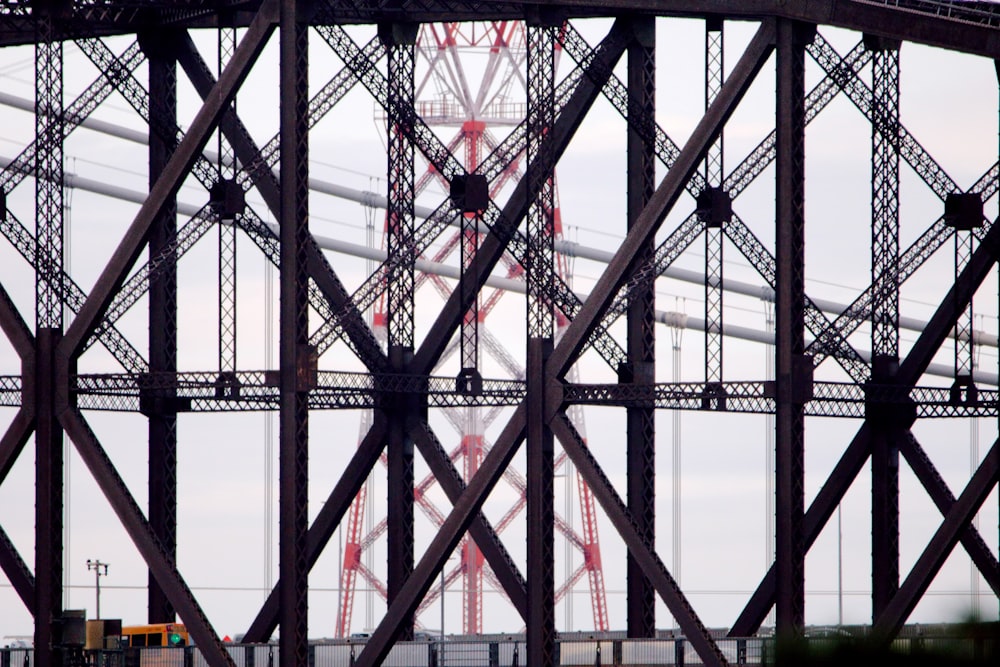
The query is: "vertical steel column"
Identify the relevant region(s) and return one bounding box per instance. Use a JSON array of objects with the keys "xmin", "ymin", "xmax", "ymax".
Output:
[
  {"xmin": 381, "ymin": 20, "xmax": 417, "ymax": 641},
  {"xmin": 868, "ymin": 36, "xmax": 901, "ymax": 621},
  {"xmin": 774, "ymin": 18, "xmax": 809, "ymax": 638},
  {"xmin": 143, "ymin": 29, "xmax": 179, "ymax": 624},
  {"xmin": 34, "ymin": 6, "xmax": 64, "ymax": 666},
  {"xmin": 217, "ymin": 17, "xmax": 238, "ymax": 374},
  {"xmin": 526, "ymin": 10, "xmax": 556, "ymax": 666},
  {"xmin": 703, "ymin": 19, "xmax": 725, "ymax": 386},
  {"xmin": 459, "ymin": 123, "xmax": 484, "ymax": 378},
  {"xmin": 459, "ymin": 126, "xmax": 485, "ymax": 635},
  {"xmin": 278, "ymin": 2, "xmax": 309, "ymax": 665},
  {"xmin": 624, "ymin": 14, "xmax": 657, "ymax": 639},
  {"xmin": 955, "ymin": 233, "xmax": 975, "ymax": 379},
  {"xmin": 869, "ymin": 39, "xmax": 900, "ymax": 365}
]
